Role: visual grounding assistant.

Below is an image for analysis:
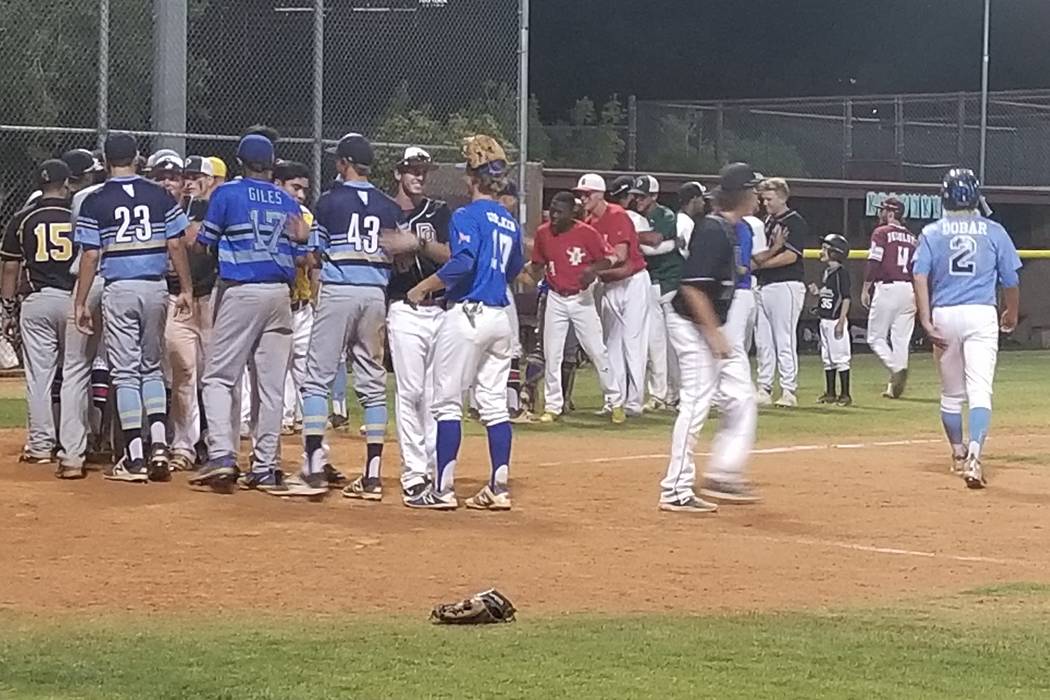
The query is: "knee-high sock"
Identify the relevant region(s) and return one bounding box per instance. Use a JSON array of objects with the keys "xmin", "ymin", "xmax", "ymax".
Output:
[
  {"xmin": 115, "ymin": 387, "xmax": 144, "ymax": 460},
  {"xmin": 968, "ymin": 407, "xmax": 991, "ymax": 459},
  {"xmin": 486, "ymin": 421, "xmax": 512, "ymax": 492},
  {"xmin": 436, "ymin": 420, "xmax": 462, "ymax": 493},
  {"xmin": 362, "ymin": 405, "xmax": 386, "ymax": 479},
  {"xmin": 940, "ymin": 410, "xmax": 964, "ymax": 455}
]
